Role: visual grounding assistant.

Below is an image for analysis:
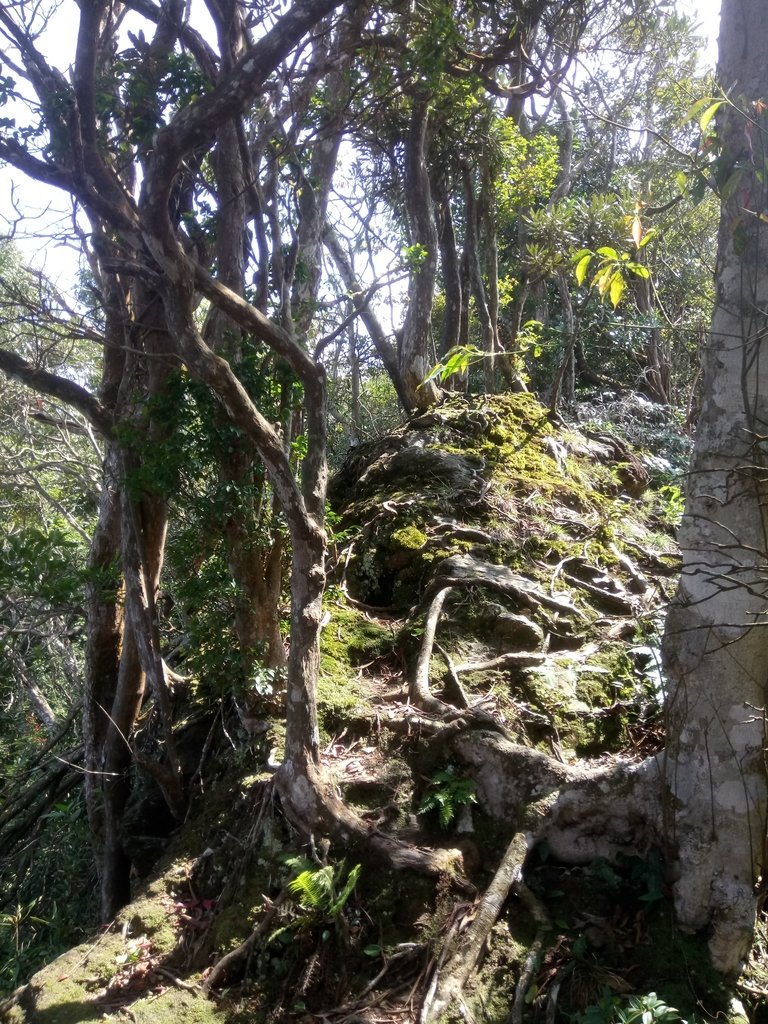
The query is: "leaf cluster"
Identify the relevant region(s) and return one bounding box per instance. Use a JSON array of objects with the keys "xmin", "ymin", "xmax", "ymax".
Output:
[{"xmin": 418, "ymin": 766, "xmax": 477, "ymax": 828}]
